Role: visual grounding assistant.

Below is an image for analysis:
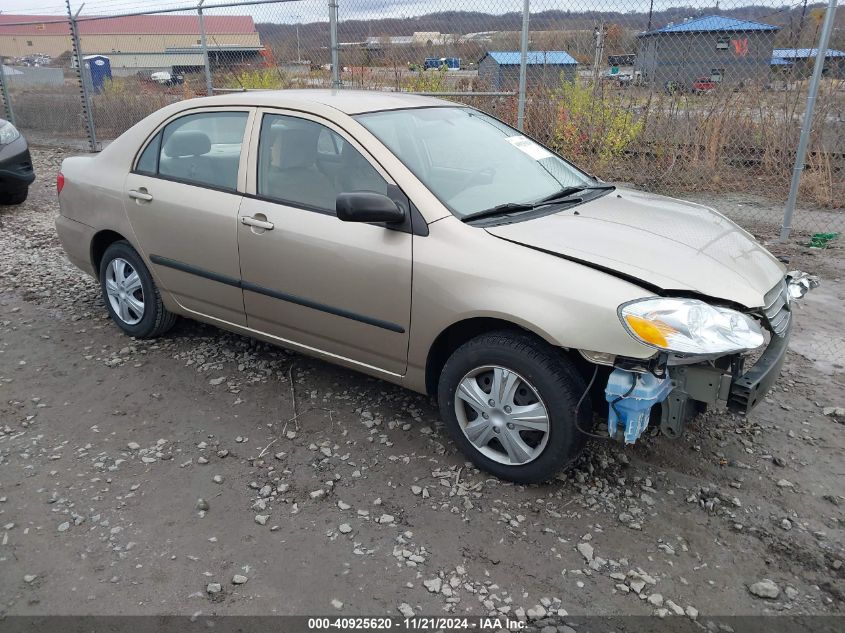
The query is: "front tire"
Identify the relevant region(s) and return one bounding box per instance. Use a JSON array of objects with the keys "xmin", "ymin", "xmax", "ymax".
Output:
[
  {"xmin": 437, "ymin": 331, "xmax": 589, "ymax": 484},
  {"xmin": 99, "ymin": 241, "xmax": 177, "ymax": 338}
]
